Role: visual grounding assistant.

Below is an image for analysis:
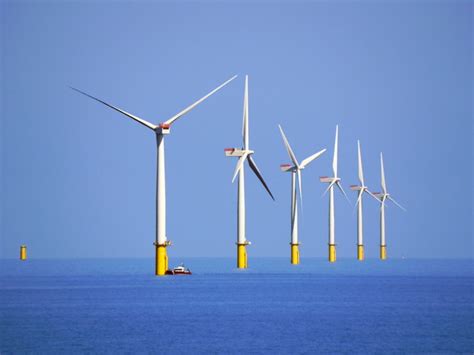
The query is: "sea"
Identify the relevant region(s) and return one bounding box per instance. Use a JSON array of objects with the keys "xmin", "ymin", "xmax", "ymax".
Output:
[{"xmin": 1, "ymin": 258, "xmax": 472, "ymax": 354}]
